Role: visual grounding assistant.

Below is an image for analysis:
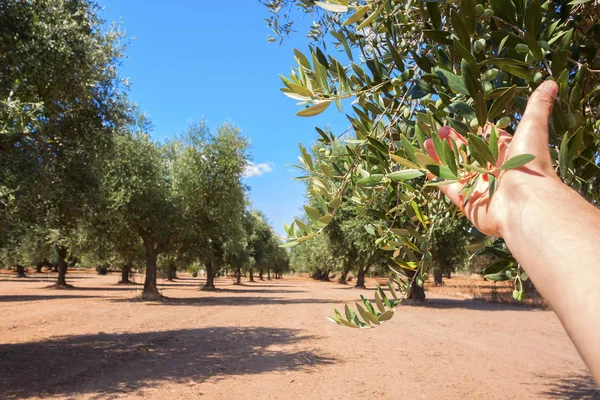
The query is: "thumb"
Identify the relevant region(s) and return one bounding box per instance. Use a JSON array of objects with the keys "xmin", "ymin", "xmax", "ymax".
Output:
[{"xmin": 510, "ymin": 80, "xmax": 558, "ymax": 167}]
